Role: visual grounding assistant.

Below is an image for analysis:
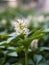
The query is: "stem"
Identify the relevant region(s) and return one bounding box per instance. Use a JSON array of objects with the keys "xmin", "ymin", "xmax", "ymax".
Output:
[
  {"xmin": 25, "ymin": 48, "xmax": 28, "ymax": 65},
  {"xmin": 1, "ymin": 54, "xmax": 6, "ymax": 65},
  {"xmin": 36, "ymin": 62, "xmax": 38, "ymax": 65}
]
